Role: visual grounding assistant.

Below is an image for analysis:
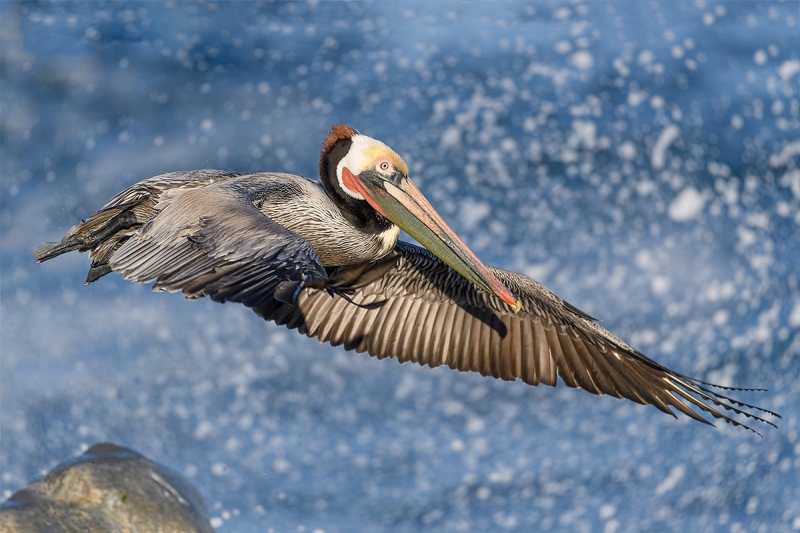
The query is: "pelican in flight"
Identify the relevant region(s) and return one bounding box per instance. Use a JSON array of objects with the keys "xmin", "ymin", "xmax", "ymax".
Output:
[{"xmin": 36, "ymin": 124, "xmax": 777, "ymax": 434}]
